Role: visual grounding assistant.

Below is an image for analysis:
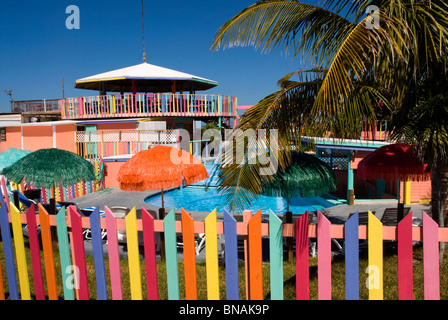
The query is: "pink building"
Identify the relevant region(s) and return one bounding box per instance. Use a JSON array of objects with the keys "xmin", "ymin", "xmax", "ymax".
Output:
[{"xmin": 1, "ymin": 63, "xmax": 238, "ymax": 189}]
